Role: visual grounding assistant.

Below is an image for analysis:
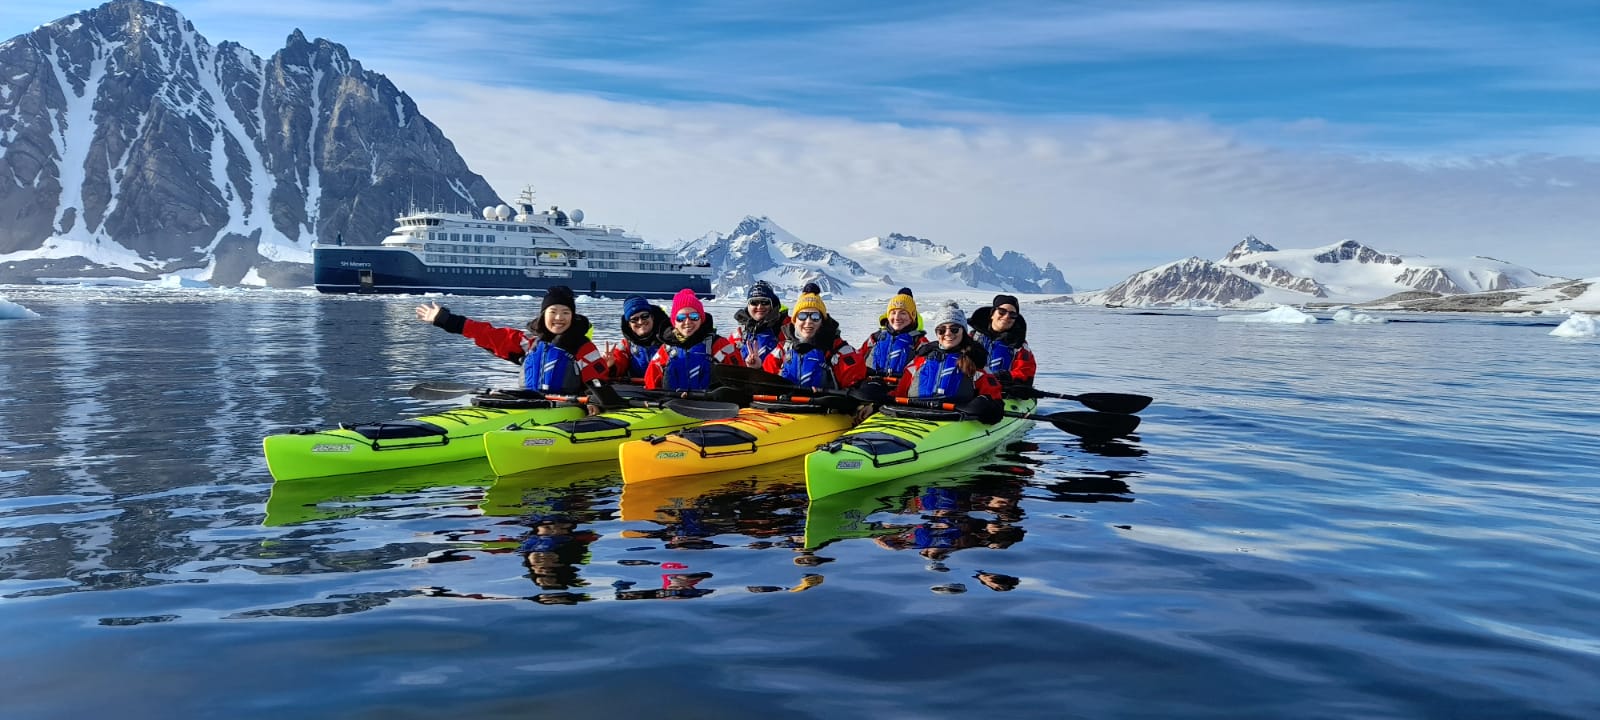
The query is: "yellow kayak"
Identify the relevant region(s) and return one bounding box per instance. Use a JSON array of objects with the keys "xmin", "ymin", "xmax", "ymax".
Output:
[{"xmin": 619, "ymin": 404, "xmax": 853, "ymax": 484}]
